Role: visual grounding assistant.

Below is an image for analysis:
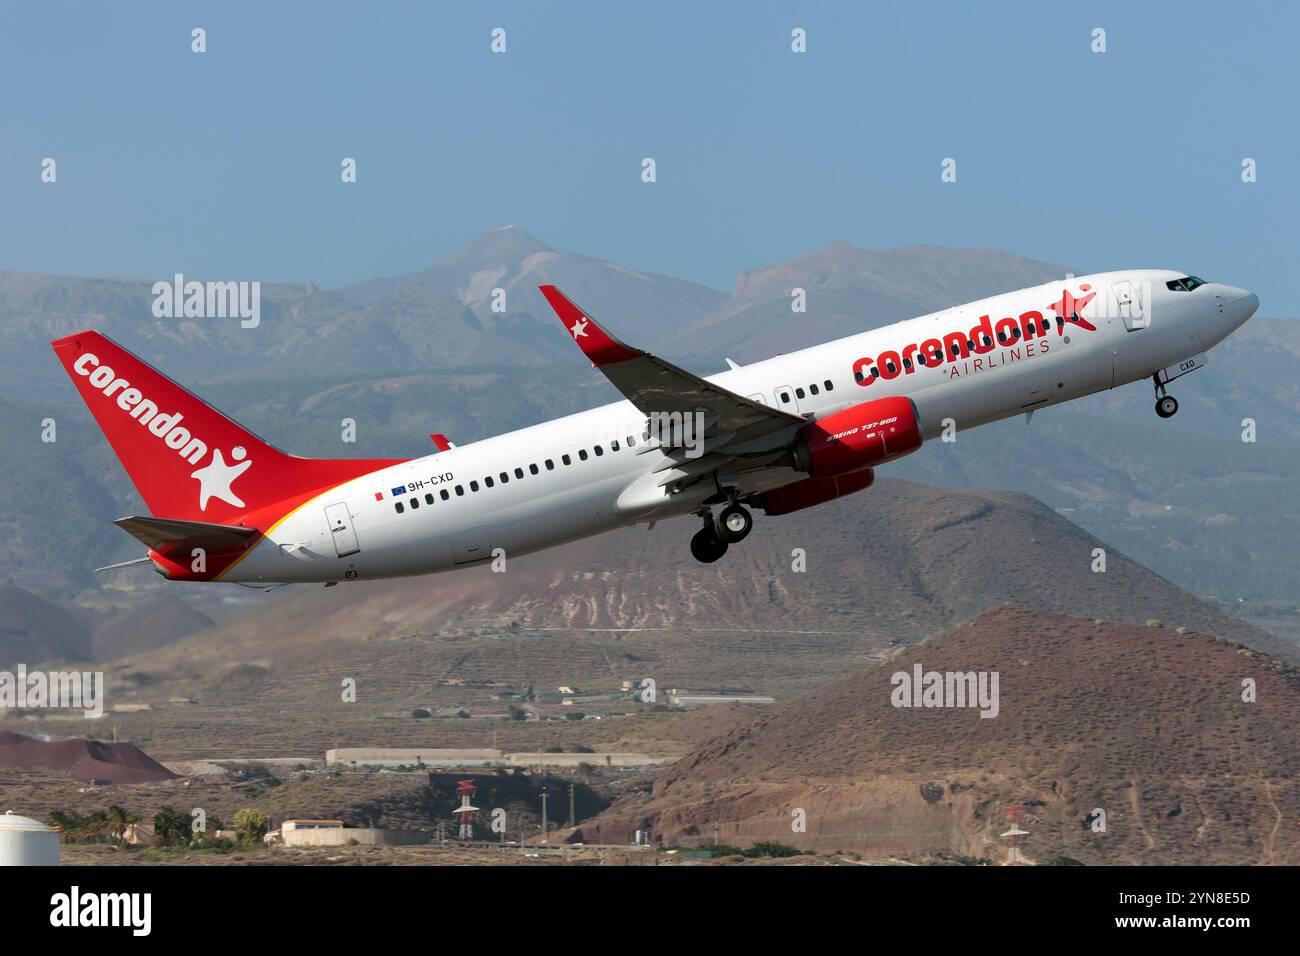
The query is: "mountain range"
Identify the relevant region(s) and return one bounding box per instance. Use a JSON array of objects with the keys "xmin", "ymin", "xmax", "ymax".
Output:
[{"xmin": 0, "ymin": 227, "xmax": 1296, "ymax": 650}]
